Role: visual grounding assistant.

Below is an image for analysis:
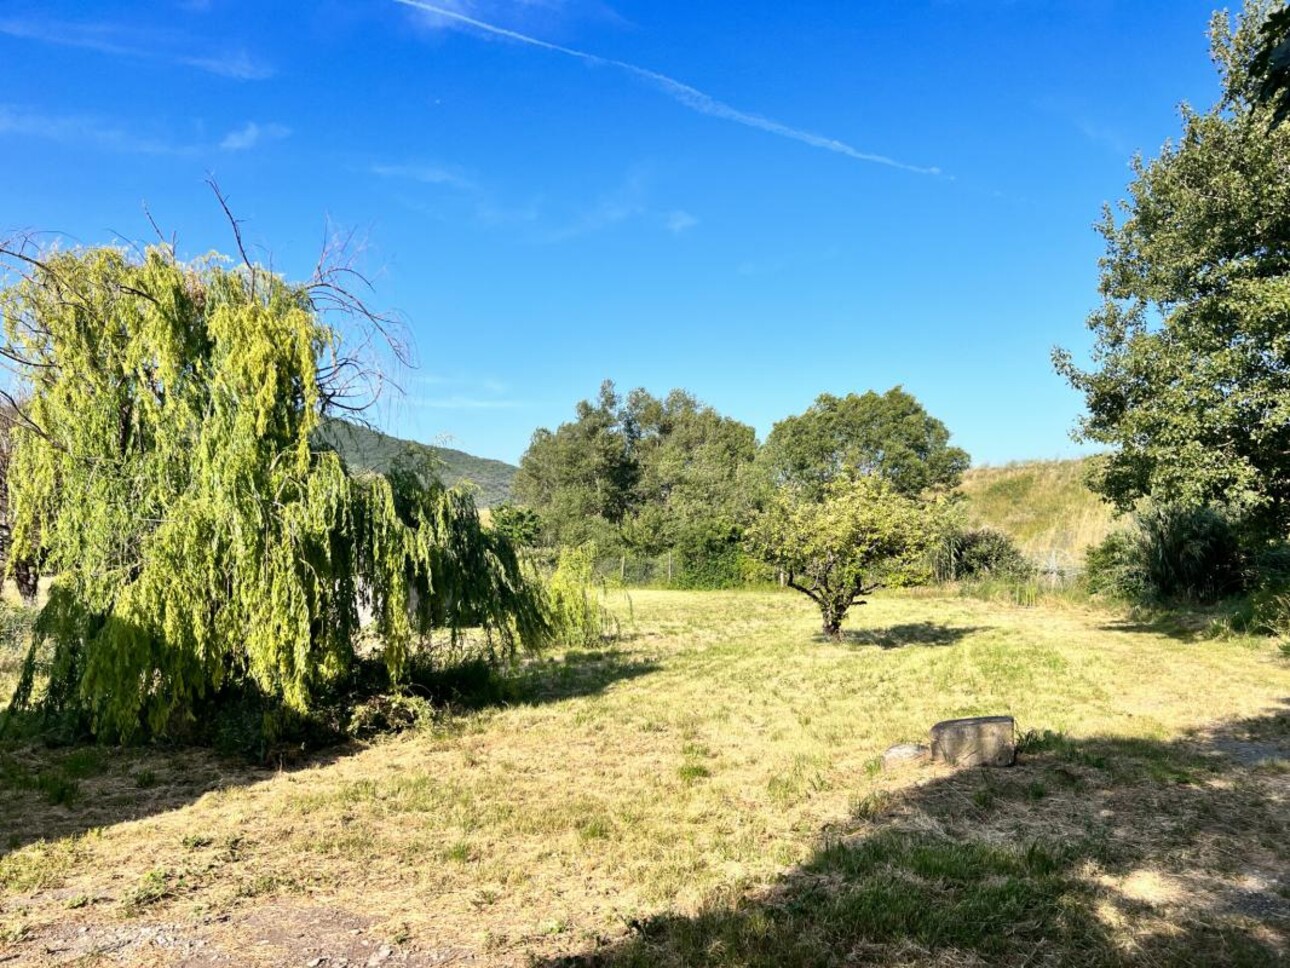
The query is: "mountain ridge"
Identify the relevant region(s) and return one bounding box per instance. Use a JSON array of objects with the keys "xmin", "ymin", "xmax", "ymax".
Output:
[{"xmin": 318, "ymin": 418, "xmax": 517, "ymax": 508}]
